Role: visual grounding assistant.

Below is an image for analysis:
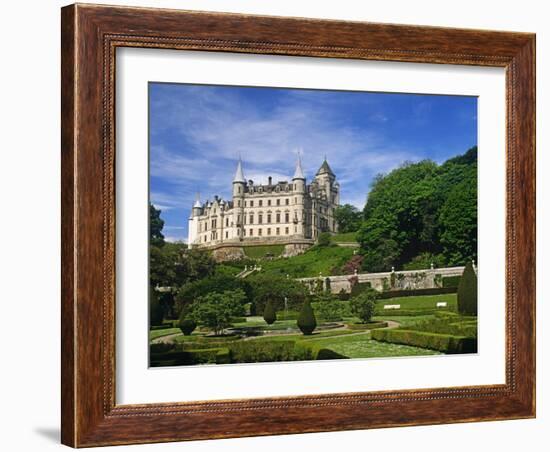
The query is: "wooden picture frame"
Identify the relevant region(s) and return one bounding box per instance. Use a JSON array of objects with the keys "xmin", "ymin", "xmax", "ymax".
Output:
[{"xmin": 61, "ymin": 3, "xmax": 535, "ymax": 447}]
